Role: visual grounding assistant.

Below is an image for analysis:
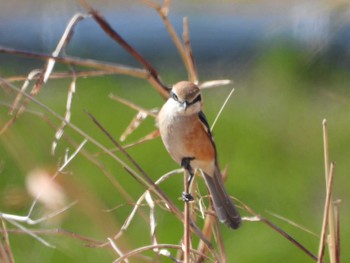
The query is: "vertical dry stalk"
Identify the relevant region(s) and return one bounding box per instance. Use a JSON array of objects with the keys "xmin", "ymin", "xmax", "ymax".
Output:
[
  {"xmin": 317, "ymin": 162, "xmax": 336, "ymax": 263},
  {"xmin": 196, "ymin": 210, "xmax": 216, "ymax": 263},
  {"xmin": 141, "ymin": 0, "xmax": 197, "ymax": 83},
  {"xmin": 182, "ymin": 17, "xmax": 198, "ymax": 83},
  {"xmin": 0, "ymin": 220, "xmax": 15, "ymax": 263},
  {"xmin": 183, "ymin": 169, "xmax": 191, "ymax": 263},
  {"xmin": 79, "ymin": 0, "xmax": 169, "ymax": 99},
  {"xmin": 334, "ymin": 200, "xmax": 341, "ymax": 263},
  {"xmin": 322, "ymin": 119, "xmax": 337, "ymax": 263}
]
